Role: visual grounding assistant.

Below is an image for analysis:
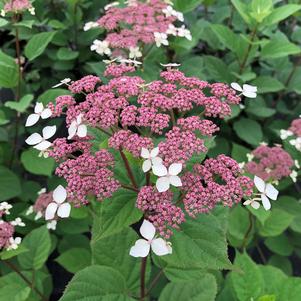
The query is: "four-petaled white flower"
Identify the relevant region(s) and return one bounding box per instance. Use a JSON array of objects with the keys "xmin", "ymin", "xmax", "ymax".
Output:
[
  {"xmin": 141, "ymin": 147, "xmax": 163, "ymax": 173},
  {"xmin": 0, "ymin": 202, "xmax": 12, "ymax": 215},
  {"xmin": 231, "ymin": 83, "xmax": 257, "ymax": 98},
  {"xmin": 52, "ymin": 78, "xmax": 71, "ymax": 88},
  {"xmin": 153, "ymin": 163, "xmax": 182, "ymax": 192},
  {"xmin": 160, "ymin": 63, "xmax": 181, "ymax": 68},
  {"xmin": 7, "ymin": 237, "xmax": 22, "ymax": 250},
  {"xmin": 289, "ymin": 137, "xmax": 301, "ymax": 151},
  {"xmin": 28, "ymin": 7, "xmax": 35, "ymax": 15},
  {"xmin": 83, "ymin": 21, "xmax": 99, "ymax": 31},
  {"xmin": 11, "ymin": 217, "xmax": 25, "ymax": 227},
  {"xmin": 154, "ymin": 32, "xmax": 169, "ymax": 47},
  {"xmin": 68, "ymin": 114, "xmax": 87, "ymax": 140},
  {"xmin": 25, "ymin": 102, "xmax": 52, "ymax": 127},
  {"xmin": 280, "ymin": 129, "xmax": 293, "ymax": 140},
  {"xmin": 129, "ymin": 47, "xmax": 142, "ymax": 59},
  {"xmin": 130, "ymin": 220, "xmax": 172, "ymax": 257},
  {"xmin": 90, "ymin": 40, "xmax": 111, "ymax": 56},
  {"xmin": 45, "ymin": 185, "xmax": 71, "ymax": 220},
  {"xmin": 162, "ymin": 5, "xmax": 183, "ymax": 21},
  {"xmin": 244, "ymin": 176, "xmax": 279, "ymax": 211},
  {"xmin": 166, "ymin": 24, "xmax": 177, "ymax": 36},
  {"xmin": 47, "ymin": 220, "xmax": 57, "ymax": 231},
  {"xmin": 290, "ymin": 170, "xmax": 298, "ymax": 183},
  {"xmin": 177, "ymin": 25, "xmax": 192, "ymax": 40},
  {"xmin": 118, "ymin": 58, "xmax": 142, "ymax": 66},
  {"xmin": 25, "ymin": 125, "xmax": 56, "ymax": 151}
]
